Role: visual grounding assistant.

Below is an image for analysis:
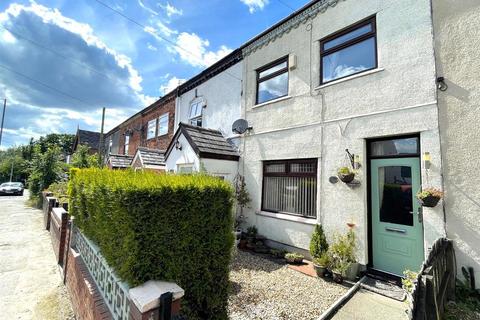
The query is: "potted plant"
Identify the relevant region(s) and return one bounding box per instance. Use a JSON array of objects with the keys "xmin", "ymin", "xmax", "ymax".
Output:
[
  {"xmin": 331, "ymin": 260, "xmax": 349, "ymax": 284},
  {"xmin": 313, "ymin": 253, "xmax": 330, "ymax": 278},
  {"xmin": 239, "ymin": 233, "xmax": 248, "ymax": 249},
  {"xmin": 285, "ymin": 252, "xmax": 304, "ymax": 264},
  {"xmin": 246, "ymin": 226, "xmax": 257, "ymax": 250},
  {"xmin": 270, "ymin": 248, "xmax": 287, "ymax": 259},
  {"xmin": 337, "ymin": 167, "xmax": 355, "ymax": 183},
  {"xmin": 328, "ymin": 229, "xmax": 358, "ymax": 281},
  {"xmin": 402, "ymin": 269, "xmax": 418, "ymax": 309},
  {"xmin": 416, "ymin": 187, "xmax": 443, "ymax": 208}
]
